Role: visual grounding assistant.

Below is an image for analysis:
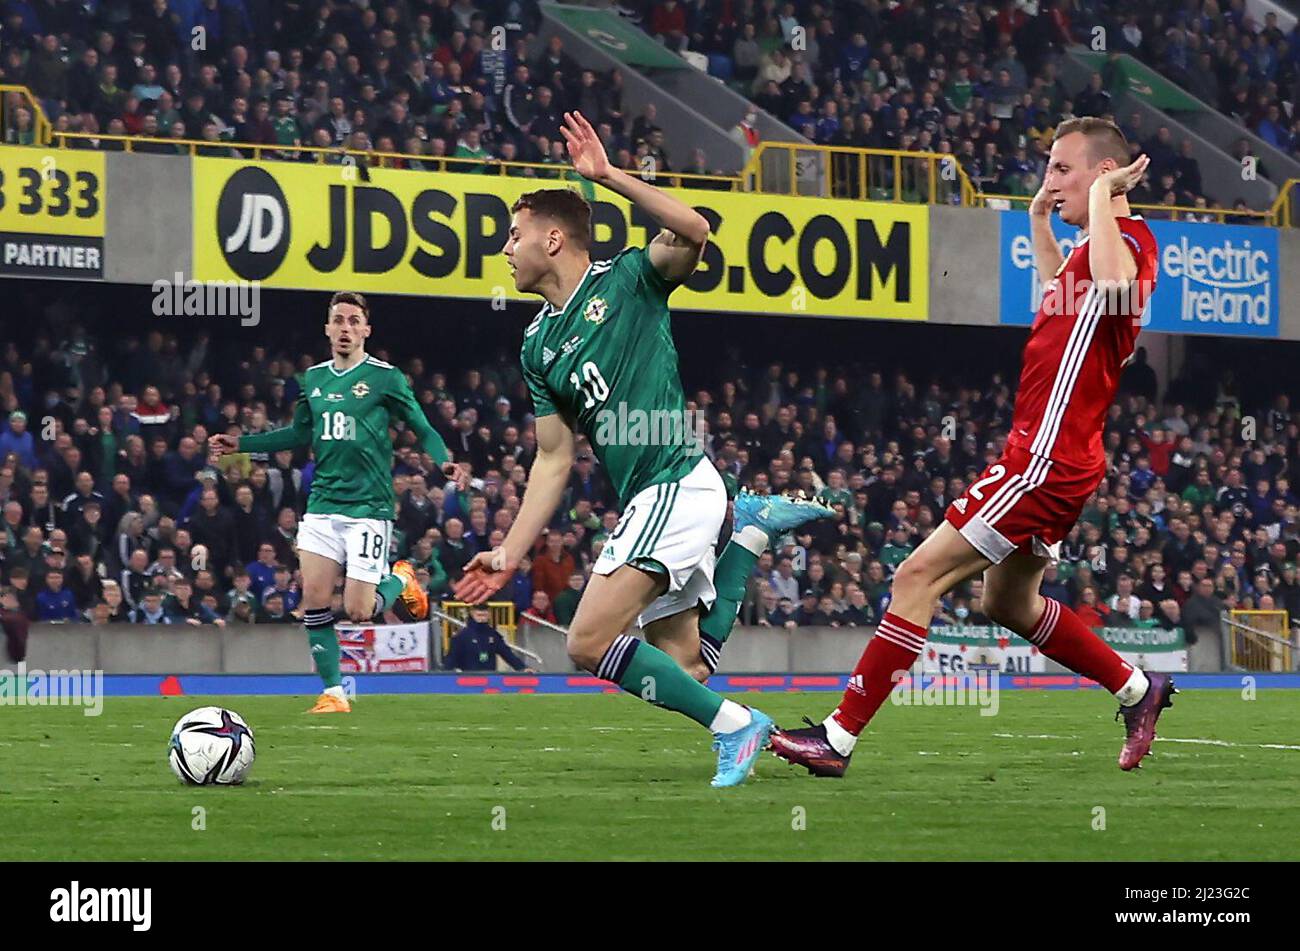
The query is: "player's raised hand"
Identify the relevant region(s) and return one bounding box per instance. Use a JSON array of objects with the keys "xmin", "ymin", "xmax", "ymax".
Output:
[
  {"xmin": 1028, "ymin": 179, "xmax": 1055, "ymax": 217},
  {"xmin": 208, "ymin": 433, "xmax": 239, "ymax": 457},
  {"xmin": 561, "ymin": 111, "xmax": 610, "ymax": 182},
  {"xmin": 442, "ymin": 461, "xmax": 471, "ymax": 492},
  {"xmin": 1094, "ymin": 154, "xmax": 1150, "ymax": 197},
  {"xmin": 453, "ymin": 548, "xmax": 516, "ymax": 604}
]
